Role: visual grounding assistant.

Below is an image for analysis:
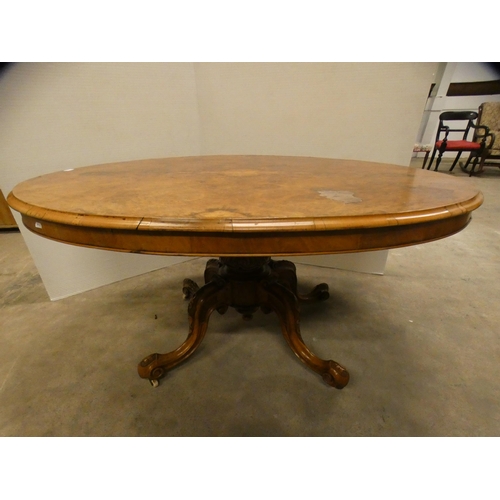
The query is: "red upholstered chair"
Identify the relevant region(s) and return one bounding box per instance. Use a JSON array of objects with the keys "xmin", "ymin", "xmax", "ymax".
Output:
[{"xmin": 424, "ymin": 111, "xmax": 490, "ymax": 172}]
